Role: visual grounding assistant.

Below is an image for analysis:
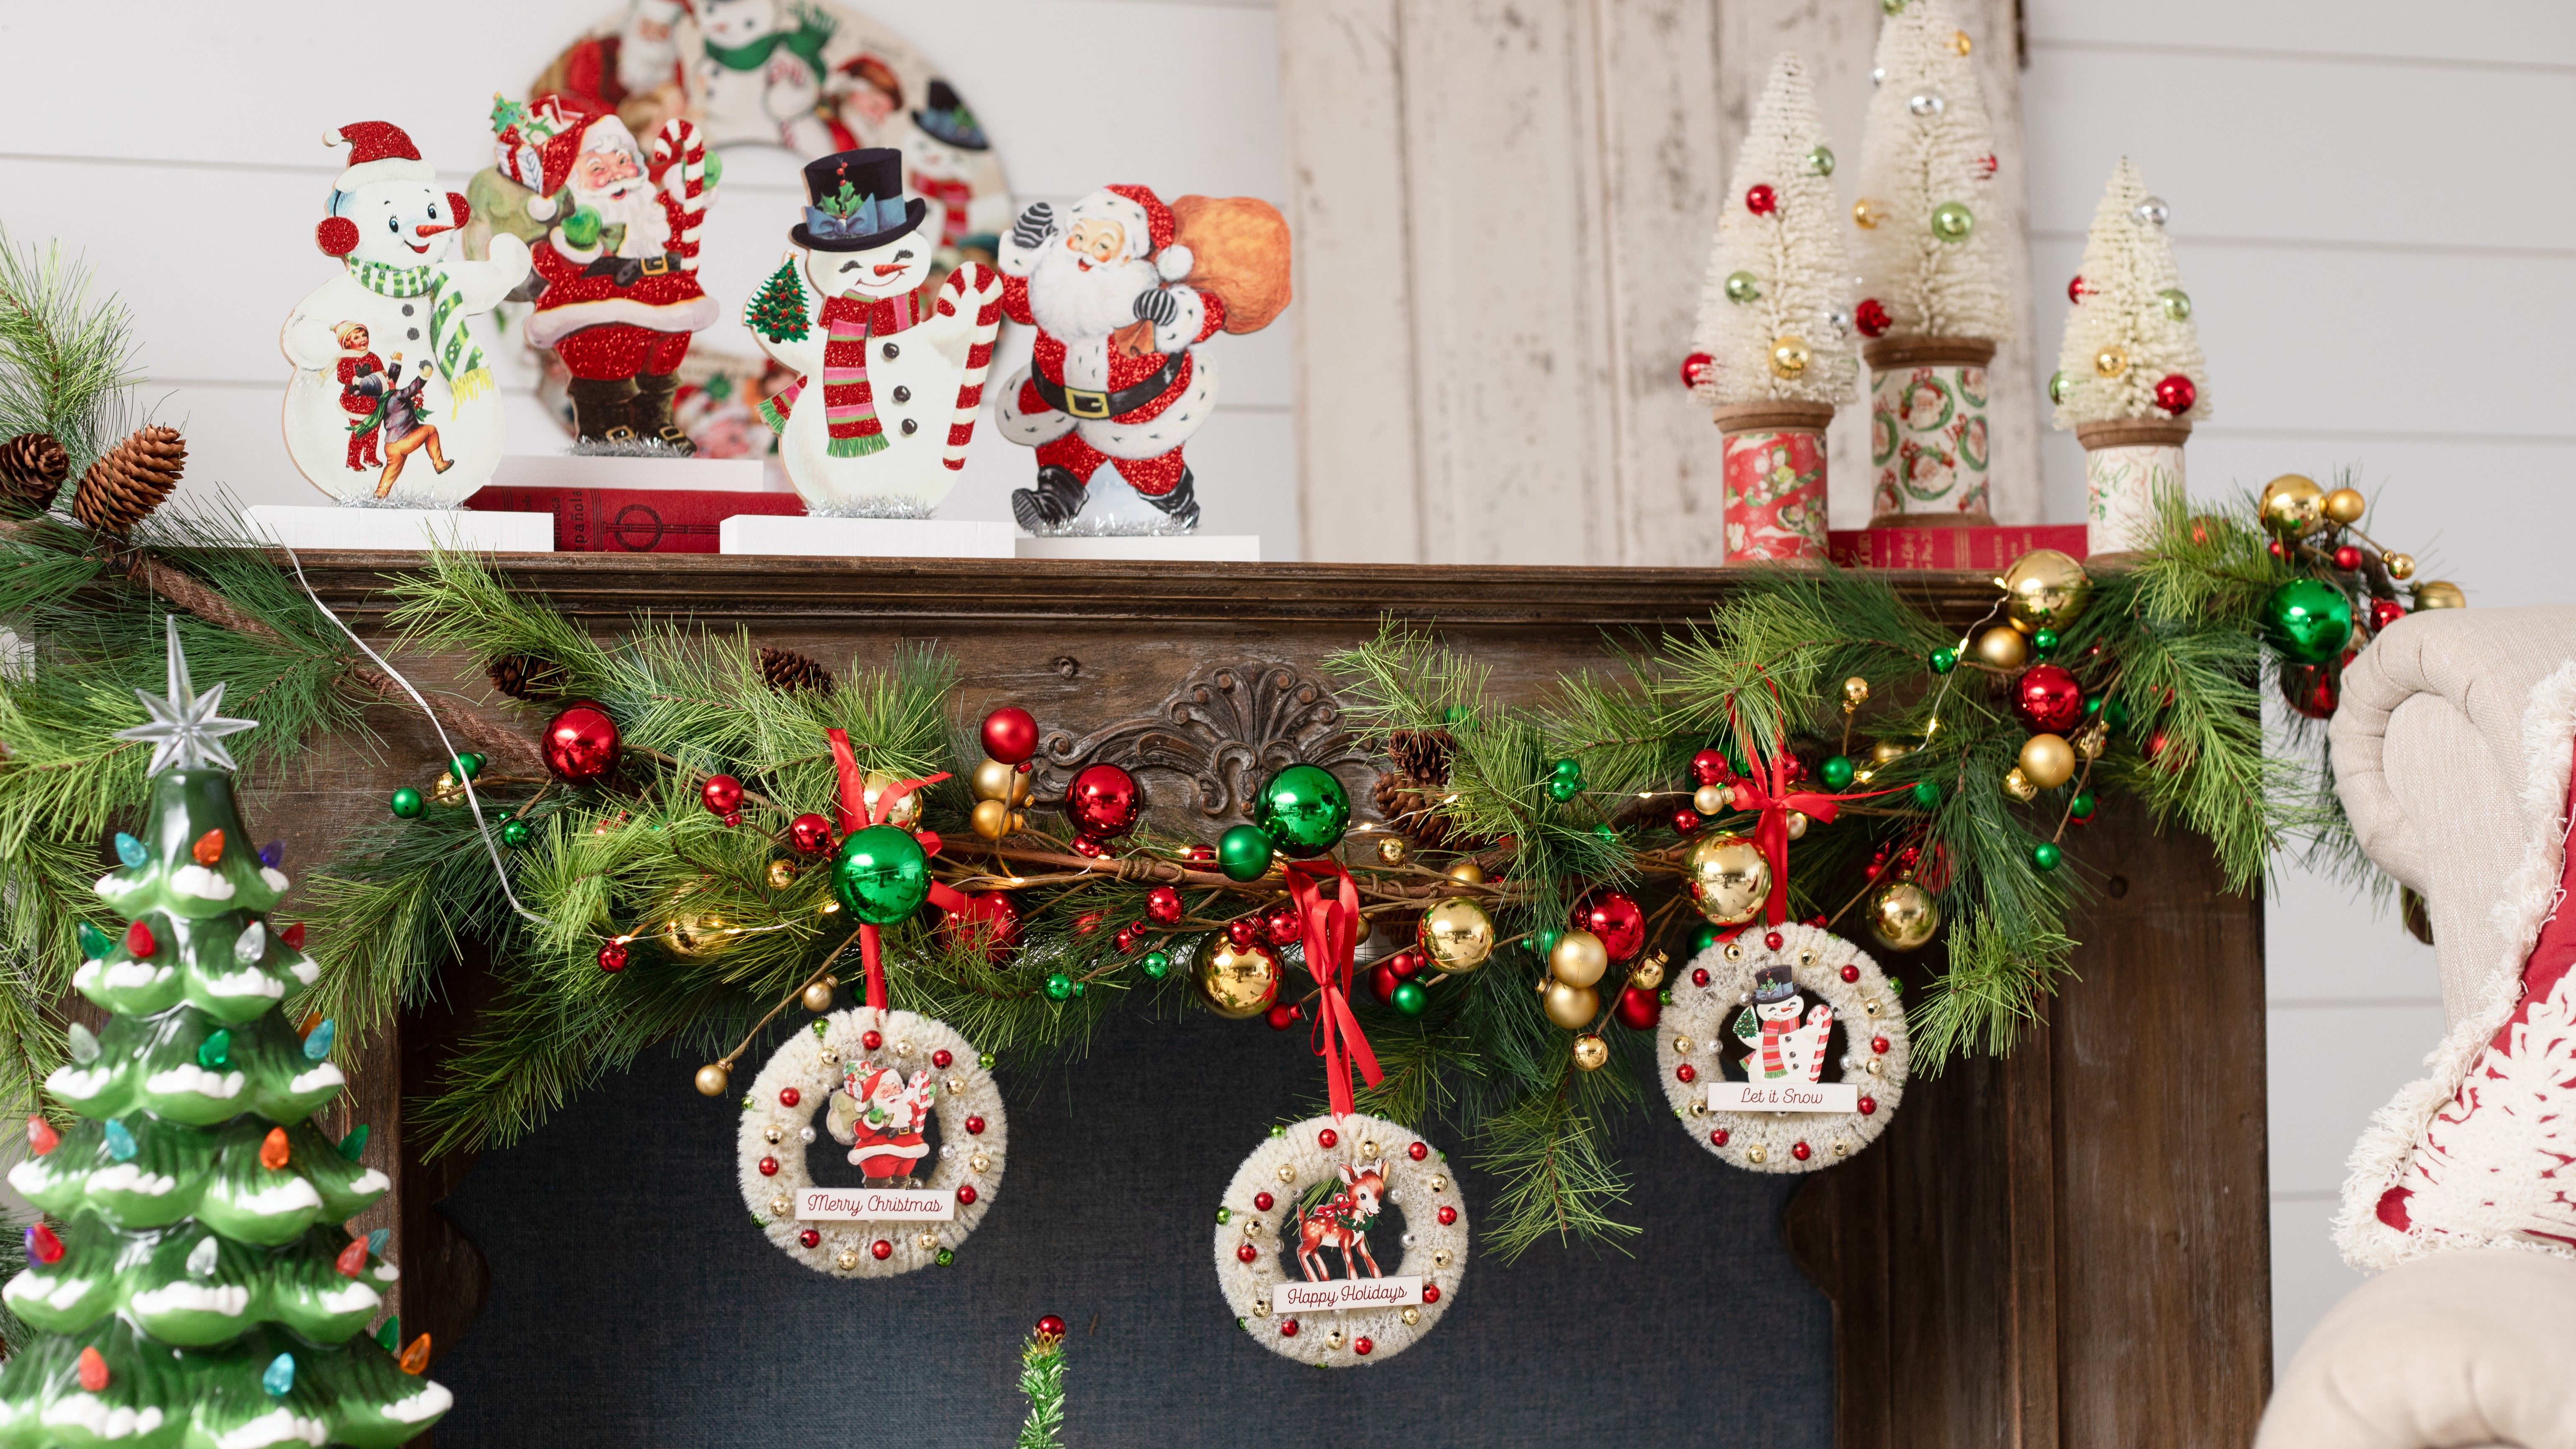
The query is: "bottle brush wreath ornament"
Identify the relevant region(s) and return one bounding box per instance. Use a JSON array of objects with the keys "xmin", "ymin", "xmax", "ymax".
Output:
[{"xmin": 1659, "ymin": 921, "xmax": 1911, "ymax": 1170}]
